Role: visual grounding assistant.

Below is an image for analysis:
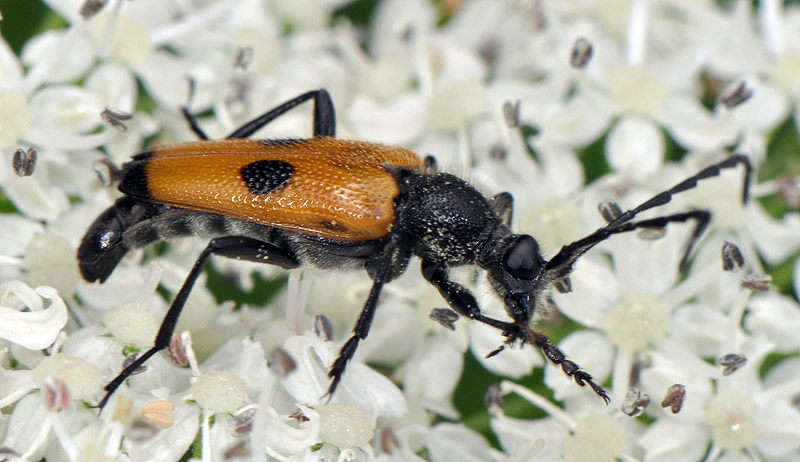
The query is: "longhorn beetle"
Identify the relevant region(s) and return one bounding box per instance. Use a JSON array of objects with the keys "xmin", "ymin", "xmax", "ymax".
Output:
[{"xmin": 78, "ymin": 89, "xmax": 751, "ymax": 409}]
